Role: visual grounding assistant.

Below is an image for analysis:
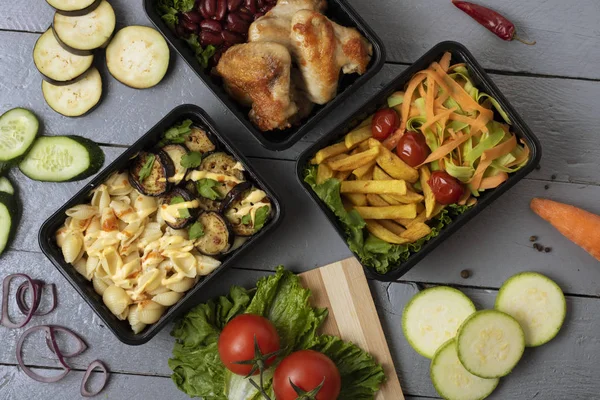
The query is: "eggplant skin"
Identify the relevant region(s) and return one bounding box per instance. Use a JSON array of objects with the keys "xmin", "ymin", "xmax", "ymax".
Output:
[
  {"xmin": 219, "ymin": 182, "xmax": 252, "ymax": 214},
  {"xmin": 129, "ymin": 150, "xmax": 174, "ymax": 197},
  {"xmin": 160, "ymin": 188, "xmax": 197, "ymax": 229},
  {"xmin": 200, "ymin": 152, "xmax": 244, "ymax": 181},
  {"xmin": 194, "ymin": 212, "xmax": 234, "ymax": 256}
]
